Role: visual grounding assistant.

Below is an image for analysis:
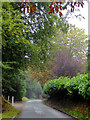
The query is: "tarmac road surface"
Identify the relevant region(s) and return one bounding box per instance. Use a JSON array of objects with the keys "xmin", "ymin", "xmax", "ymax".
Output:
[{"xmin": 18, "ymin": 99, "xmax": 74, "ymax": 119}]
